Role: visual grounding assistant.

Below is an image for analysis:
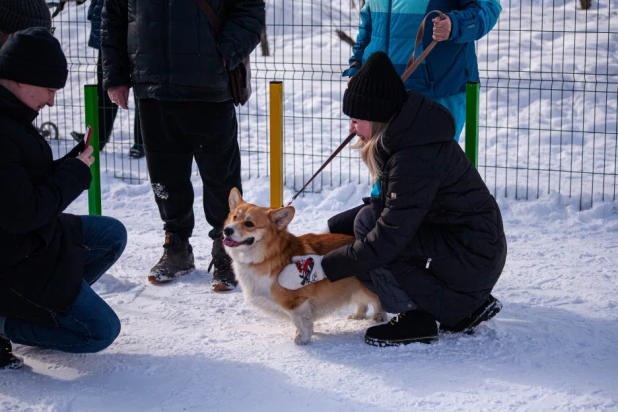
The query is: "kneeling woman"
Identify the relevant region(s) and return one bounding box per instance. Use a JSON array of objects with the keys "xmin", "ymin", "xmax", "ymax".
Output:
[{"xmin": 278, "ymin": 51, "xmax": 507, "ymax": 347}]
